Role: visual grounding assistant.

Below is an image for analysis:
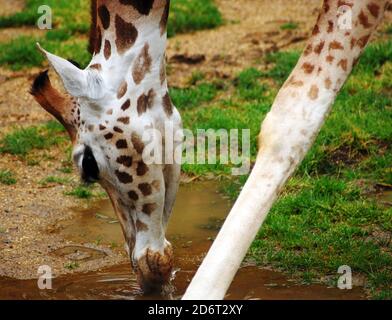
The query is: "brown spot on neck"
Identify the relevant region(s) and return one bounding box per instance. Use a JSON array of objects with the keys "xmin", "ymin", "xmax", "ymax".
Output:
[
  {"xmin": 90, "ymin": 63, "xmax": 102, "ymax": 70},
  {"xmin": 121, "ymin": 99, "xmax": 131, "ymax": 111},
  {"xmin": 162, "ymin": 92, "xmax": 173, "ymax": 116},
  {"xmin": 142, "ymin": 203, "xmax": 157, "ymax": 215},
  {"xmin": 131, "ymin": 133, "xmax": 145, "ymax": 154},
  {"xmin": 104, "ymin": 40, "xmax": 111, "ymax": 60},
  {"xmin": 137, "ymin": 89, "xmax": 155, "ymax": 115},
  {"xmin": 159, "ymin": 55, "xmax": 166, "ymax": 84},
  {"xmin": 113, "ymin": 126, "xmax": 124, "ymax": 133},
  {"xmin": 160, "ymin": 0, "xmax": 170, "ymax": 35},
  {"xmin": 98, "ymin": 4, "xmax": 110, "ymax": 29},
  {"xmin": 358, "ymin": 10, "xmax": 372, "ymax": 29},
  {"xmin": 329, "ymin": 41, "xmax": 344, "ymax": 50},
  {"xmin": 117, "ymin": 155, "xmax": 133, "ymax": 167},
  {"xmin": 117, "ymin": 81, "xmax": 128, "ymax": 99},
  {"xmin": 337, "ymin": 59, "xmax": 348, "ymax": 71},
  {"xmin": 115, "ymin": 170, "xmax": 133, "ymax": 184},
  {"xmin": 136, "ymin": 161, "xmax": 149, "ymax": 176},
  {"xmin": 327, "ymin": 20, "xmax": 334, "ymax": 33},
  {"xmin": 116, "ymin": 139, "xmax": 128, "ymax": 149},
  {"xmin": 132, "ymin": 43, "xmax": 152, "ymax": 85},
  {"xmin": 119, "ymin": 0, "xmax": 155, "ymax": 15},
  {"xmin": 139, "ymin": 183, "xmax": 152, "ymax": 196},
  {"xmin": 314, "ymin": 41, "xmax": 325, "ymax": 54},
  {"xmin": 115, "ymin": 14, "xmax": 138, "ymax": 54},
  {"xmin": 367, "ymin": 3, "xmax": 380, "ymax": 18},
  {"xmin": 128, "ymin": 190, "xmax": 139, "ymax": 201},
  {"xmin": 118, "ymin": 116, "xmax": 130, "ymax": 125},
  {"xmin": 136, "ymin": 219, "xmax": 148, "ymax": 232}
]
